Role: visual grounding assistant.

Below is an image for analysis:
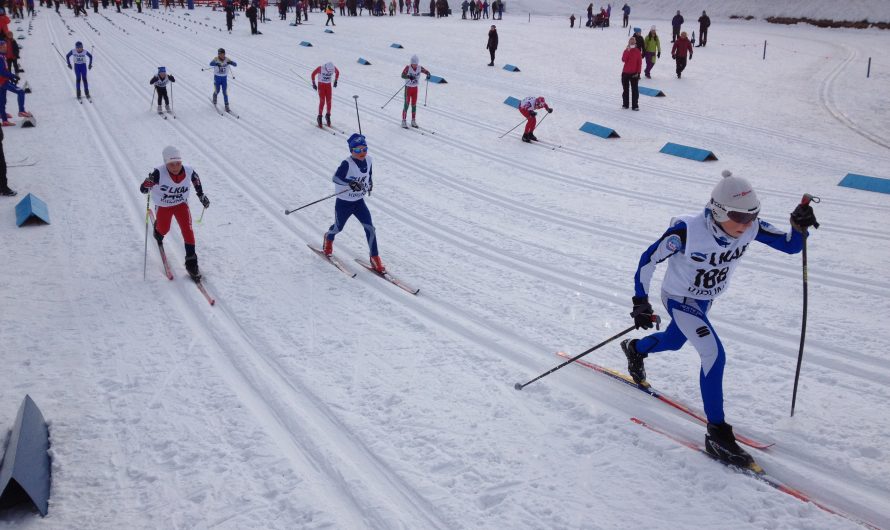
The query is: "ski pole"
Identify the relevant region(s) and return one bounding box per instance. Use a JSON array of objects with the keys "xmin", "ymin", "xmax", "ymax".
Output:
[
  {"xmin": 353, "ymin": 95, "xmax": 362, "ymax": 134},
  {"xmin": 423, "ymin": 76, "xmax": 429, "ymax": 107},
  {"xmin": 380, "ymin": 83, "xmax": 406, "ymax": 109},
  {"xmin": 515, "ymin": 315, "xmax": 661, "ymax": 390},
  {"xmin": 532, "ymin": 110, "xmax": 550, "ymax": 132},
  {"xmin": 197, "ymin": 205, "xmax": 207, "ymax": 224},
  {"xmin": 143, "ymin": 194, "xmax": 150, "ymax": 280},
  {"xmin": 790, "ymin": 193, "xmax": 821, "ymax": 417},
  {"xmin": 498, "ymin": 117, "xmax": 527, "ymax": 139},
  {"xmin": 290, "ymin": 67, "xmax": 310, "ymax": 84},
  {"xmin": 169, "ymin": 80, "xmax": 174, "ymax": 112},
  {"xmin": 51, "ymin": 42, "xmax": 67, "ymax": 64},
  {"xmin": 284, "ymin": 189, "xmax": 351, "ymax": 215},
  {"xmin": 149, "ymin": 86, "xmax": 156, "ymax": 110}
]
